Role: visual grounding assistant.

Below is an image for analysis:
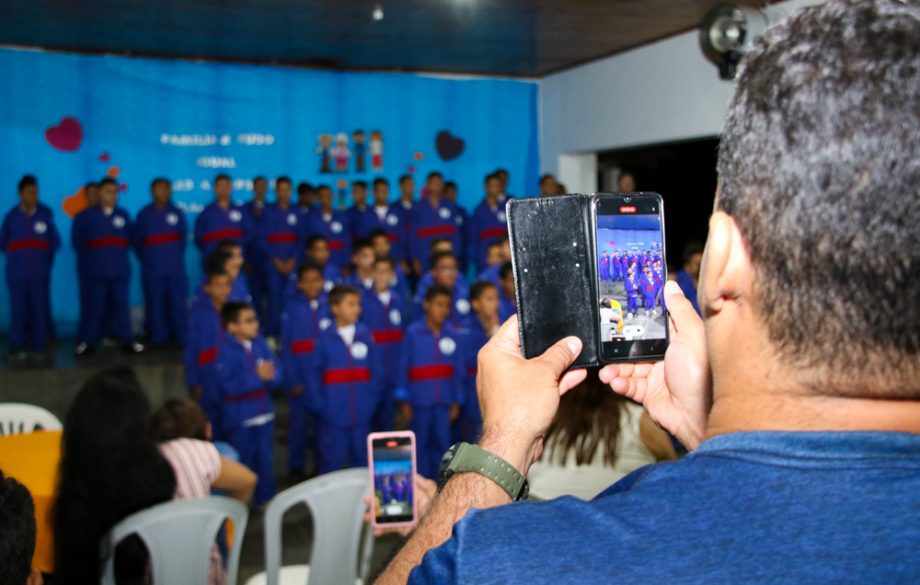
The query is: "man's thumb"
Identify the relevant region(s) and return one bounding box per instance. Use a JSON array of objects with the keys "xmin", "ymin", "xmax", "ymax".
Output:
[
  {"xmin": 536, "ymin": 336, "xmax": 582, "ymax": 376},
  {"xmin": 664, "ymin": 280, "xmax": 700, "ymax": 332}
]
